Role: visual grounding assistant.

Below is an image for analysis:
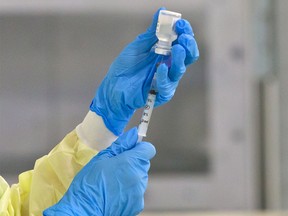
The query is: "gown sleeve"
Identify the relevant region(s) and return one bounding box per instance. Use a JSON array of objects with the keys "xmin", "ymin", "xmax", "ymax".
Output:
[{"xmin": 0, "ymin": 130, "xmax": 98, "ymax": 216}]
